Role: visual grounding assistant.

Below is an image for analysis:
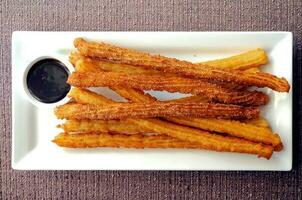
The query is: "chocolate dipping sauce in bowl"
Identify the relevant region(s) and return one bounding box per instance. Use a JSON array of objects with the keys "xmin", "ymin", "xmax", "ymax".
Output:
[{"xmin": 23, "ymin": 56, "xmax": 73, "ymax": 108}]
